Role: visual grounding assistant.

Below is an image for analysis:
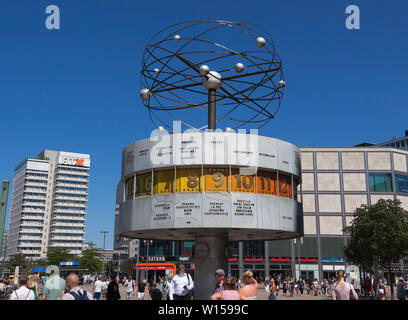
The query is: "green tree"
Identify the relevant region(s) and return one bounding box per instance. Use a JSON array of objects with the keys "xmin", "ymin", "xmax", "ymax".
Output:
[
  {"xmin": 78, "ymin": 242, "xmax": 103, "ymax": 273},
  {"xmin": 7, "ymin": 253, "xmax": 30, "ymax": 274},
  {"xmin": 344, "ymin": 199, "xmax": 408, "ymax": 299},
  {"xmin": 46, "ymin": 247, "xmax": 71, "ymax": 266}
]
